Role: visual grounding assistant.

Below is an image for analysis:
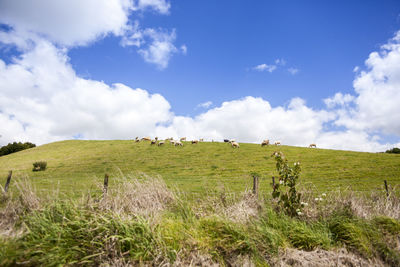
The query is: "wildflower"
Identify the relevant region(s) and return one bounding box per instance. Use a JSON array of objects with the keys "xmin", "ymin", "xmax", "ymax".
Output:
[
  {"xmin": 297, "ymin": 211, "xmax": 302, "ymax": 215},
  {"xmin": 279, "ymin": 180, "xmax": 284, "ymax": 185},
  {"xmin": 301, "ymin": 202, "xmax": 308, "ymax": 206},
  {"xmin": 296, "ymin": 208, "xmax": 300, "ymax": 212},
  {"xmin": 294, "ymin": 162, "xmax": 300, "ymax": 166},
  {"xmin": 315, "ymin": 197, "xmax": 319, "ymax": 201},
  {"xmin": 319, "ymin": 197, "xmax": 323, "ymax": 201},
  {"xmin": 322, "ymin": 193, "xmax": 326, "ymax": 197}
]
